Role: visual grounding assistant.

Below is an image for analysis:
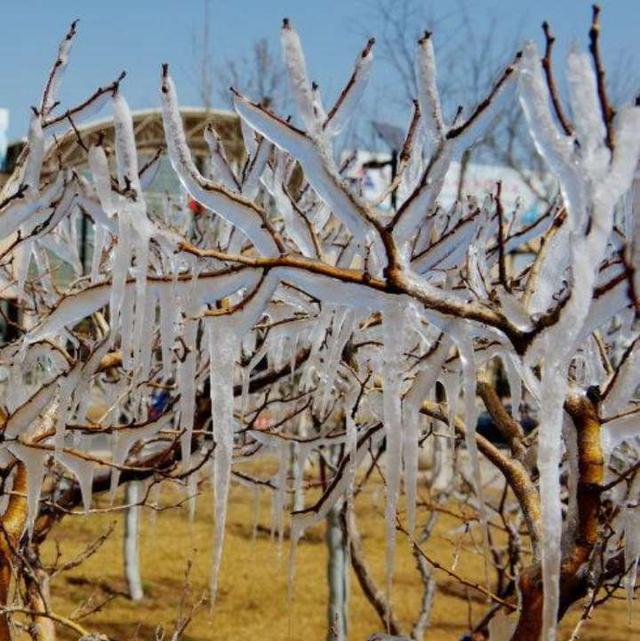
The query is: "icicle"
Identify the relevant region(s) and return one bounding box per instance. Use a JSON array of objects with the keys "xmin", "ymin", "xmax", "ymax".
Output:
[
  {"xmin": 442, "ymin": 370, "xmax": 460, "ymax": 440},
  {"xmin": 57, "ymin": 451, "xmax": 94, "ymax": 512},
  {"xmin": 488, "ymin": 609, "xmax": 517, "ymax": 641},
  {"xmin": 88, "ymin": 144, "xmax": 117, "ymax": 217},
  {"xmin": 137, "ymin": 291, "xmax": 156, "ymax": 383},
  {"xmin": 109, "ymin": 213, "xmax": 132, "ymax": 337},
  {"xmin": 273, "ymin": 440, "xmax": 289, "ymax": 550},
  {"xmin": 187, "ymin": 467, "xmax": 198, "ymax": 524},
  {"xmin": 54, "ymin": 363, "xmax": 82, "ymax": 451},
  {"xmin": 130, "ymin": 231, "xmax": 150, "ymax": 377},
  {"xmin": 293, "ymin": 439, "xmax": 310, "ymax": 513},
  {"xmin": 158, "ymin": 282, "xmax": 177, "ymax": 377},
  {"xmin": 206, "ymin": 317, "xmax": 238, "ymax": 601},
  {"xmin": 537, "ymin": 360, "xmax": 567, "ymax": 641},
  {"xmin": 403, "ymin": 336, "xmax": 450, "ymax": 531},
  {"xmin": 453, "ymin": 327, "xmax": 489, "ymax": 584},
  {"xmin": 8, "ymin": 443, "xmax": 49, "ymax": 536},
  {"xmin": 317, "ymin": 308, "xmax": 355, "ymax": 416},
  {"xmin": 624, "ymin": 508, "xmax": 640, "ymax": 621},
  {"xmin": 251, "ymin": 486, "xmax": 261, "ymax": 546},
  {"xmin": 178, "ymin": 316, "xmax": 198, "ymax": 468},
  {"xmin": 91, "ymin": 223, "xmax": 107, "ymax": 282},
  {"xmin": 501, "ymin": 352, "xmax": 522, "ymax": 421},
  {"xmin": 382, "ymin": 300, "xmax": 405, "ymax": 599},
  {"xmin": 119, "ymin": 284, "xmax": 136, "ymax": 370}
]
